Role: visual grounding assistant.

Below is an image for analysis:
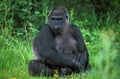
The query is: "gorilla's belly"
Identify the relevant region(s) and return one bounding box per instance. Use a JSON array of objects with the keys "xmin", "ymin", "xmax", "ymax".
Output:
[{"xmin": 55, "ymin": 34, "xmax": 77, "ymax": 59}]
